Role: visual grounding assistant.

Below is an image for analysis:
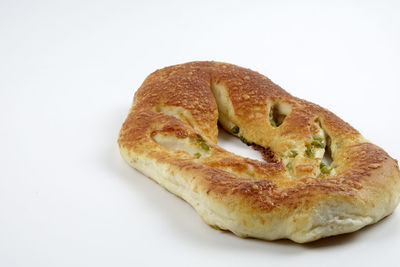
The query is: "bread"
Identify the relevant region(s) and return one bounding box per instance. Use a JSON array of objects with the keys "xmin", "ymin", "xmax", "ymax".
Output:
[{"xmin": 118, "ymin": 61, "xmax": 400, "ymax": 243}]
